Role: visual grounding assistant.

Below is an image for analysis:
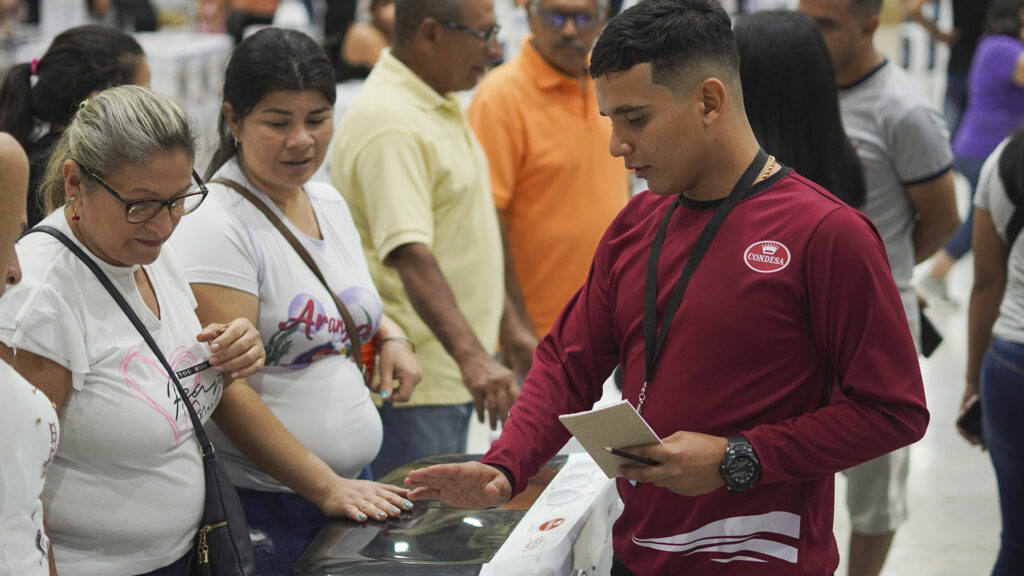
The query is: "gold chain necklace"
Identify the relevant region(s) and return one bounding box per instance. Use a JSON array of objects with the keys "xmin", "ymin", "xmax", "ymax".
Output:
[{"xmin": 756, "ymin": 155, "xmax": 776, "ymax": 183}]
